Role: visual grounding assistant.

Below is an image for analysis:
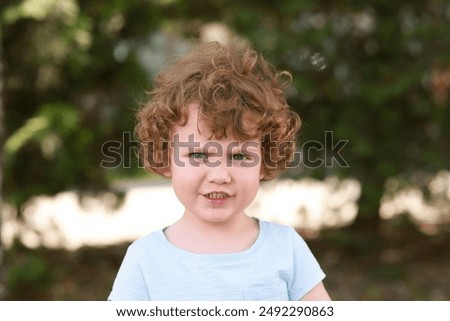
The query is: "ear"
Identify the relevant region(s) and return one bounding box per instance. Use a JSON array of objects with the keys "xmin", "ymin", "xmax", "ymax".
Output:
[
  {"xmin": 161, "ymin": 167, "xmax": 172, "ymax": 178},
  {"xmin": 143, "ymin": 160, "xmax": 171, "ymax": 178},
  {"xmin": 157, "ymin": 149, "xmax": 172, "ymax": 178},
  {"xmin": 259, "ymin": 167, "xmax": 265, "ymax": 181}
]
